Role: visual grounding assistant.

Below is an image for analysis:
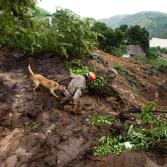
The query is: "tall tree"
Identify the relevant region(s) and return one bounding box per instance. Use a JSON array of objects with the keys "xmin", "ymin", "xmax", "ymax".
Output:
[
  {"xmin": 119, "ymin": 24, "xmax": 128, "ymax": 33},
  {"xmin": 126, "ymin": 25, "xmax": 149, "ymax": 53}
]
